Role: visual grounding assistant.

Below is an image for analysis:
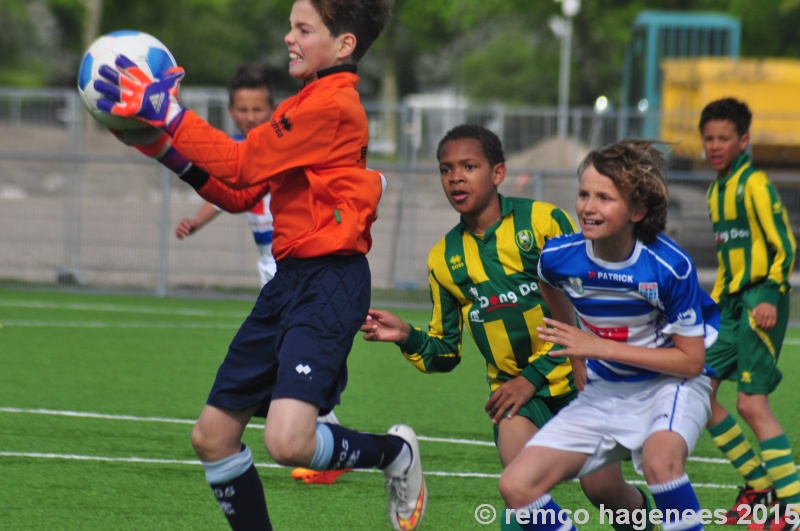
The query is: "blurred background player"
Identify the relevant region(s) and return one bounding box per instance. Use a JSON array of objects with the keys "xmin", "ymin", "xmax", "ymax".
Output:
[
  {"xmin": 175, "ymin": 62, "xmax": 352, "ymax": 486},
  {"xmin": 700, "ymin": 98, "xmax": 800, "ymax": 531},
  {"xmin": 94, "ymin": 1, "xmax": 420, "ymax": 529},
  {"xmin": 499, "ymin": 139, "xmax": 719, "ymax": 531},
  {"xmin": 363, "ymin": 125, "xmax": 656, "ymax": 531},
  {"xmin": 175, "ymin": 62, "xmax": 277, "ymax": 288}
]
